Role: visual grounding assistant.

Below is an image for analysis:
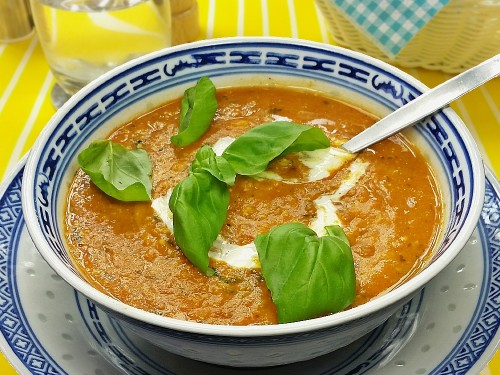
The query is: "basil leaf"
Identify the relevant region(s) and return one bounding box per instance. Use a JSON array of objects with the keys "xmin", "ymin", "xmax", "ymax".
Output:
[
  {"xmin": 191, "ymin": 145, "xmax": 236, "ymax": 185},
  {"xmin": 78, "ymin": 140, "xmax": 152, "ymax": 202},
  {"xmin": 222, "ymin": 122, "xmax": 330, "ymax": 175},
  {"xmin": 171, "ymin": 77, "xmax": 218, "ymax": 147},
  {"xmin": 254, "ymin": 223, "xmax": 355, "ymax": 323},
  {"xmin": 168, "ymin": 171, "xmax": 229, "ymax": 276}
]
